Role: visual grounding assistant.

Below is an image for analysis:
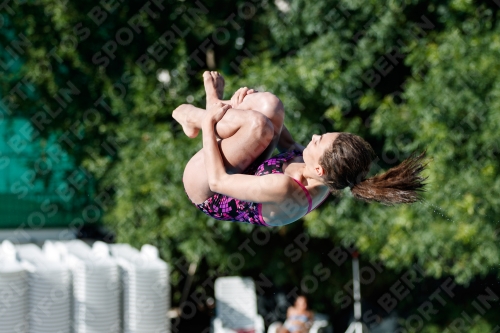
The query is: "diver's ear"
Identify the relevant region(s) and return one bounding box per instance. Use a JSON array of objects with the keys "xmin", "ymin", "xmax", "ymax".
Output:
[{"xmin": 315, "ymin": 164, "xmax": 325, "ymax": 177}]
